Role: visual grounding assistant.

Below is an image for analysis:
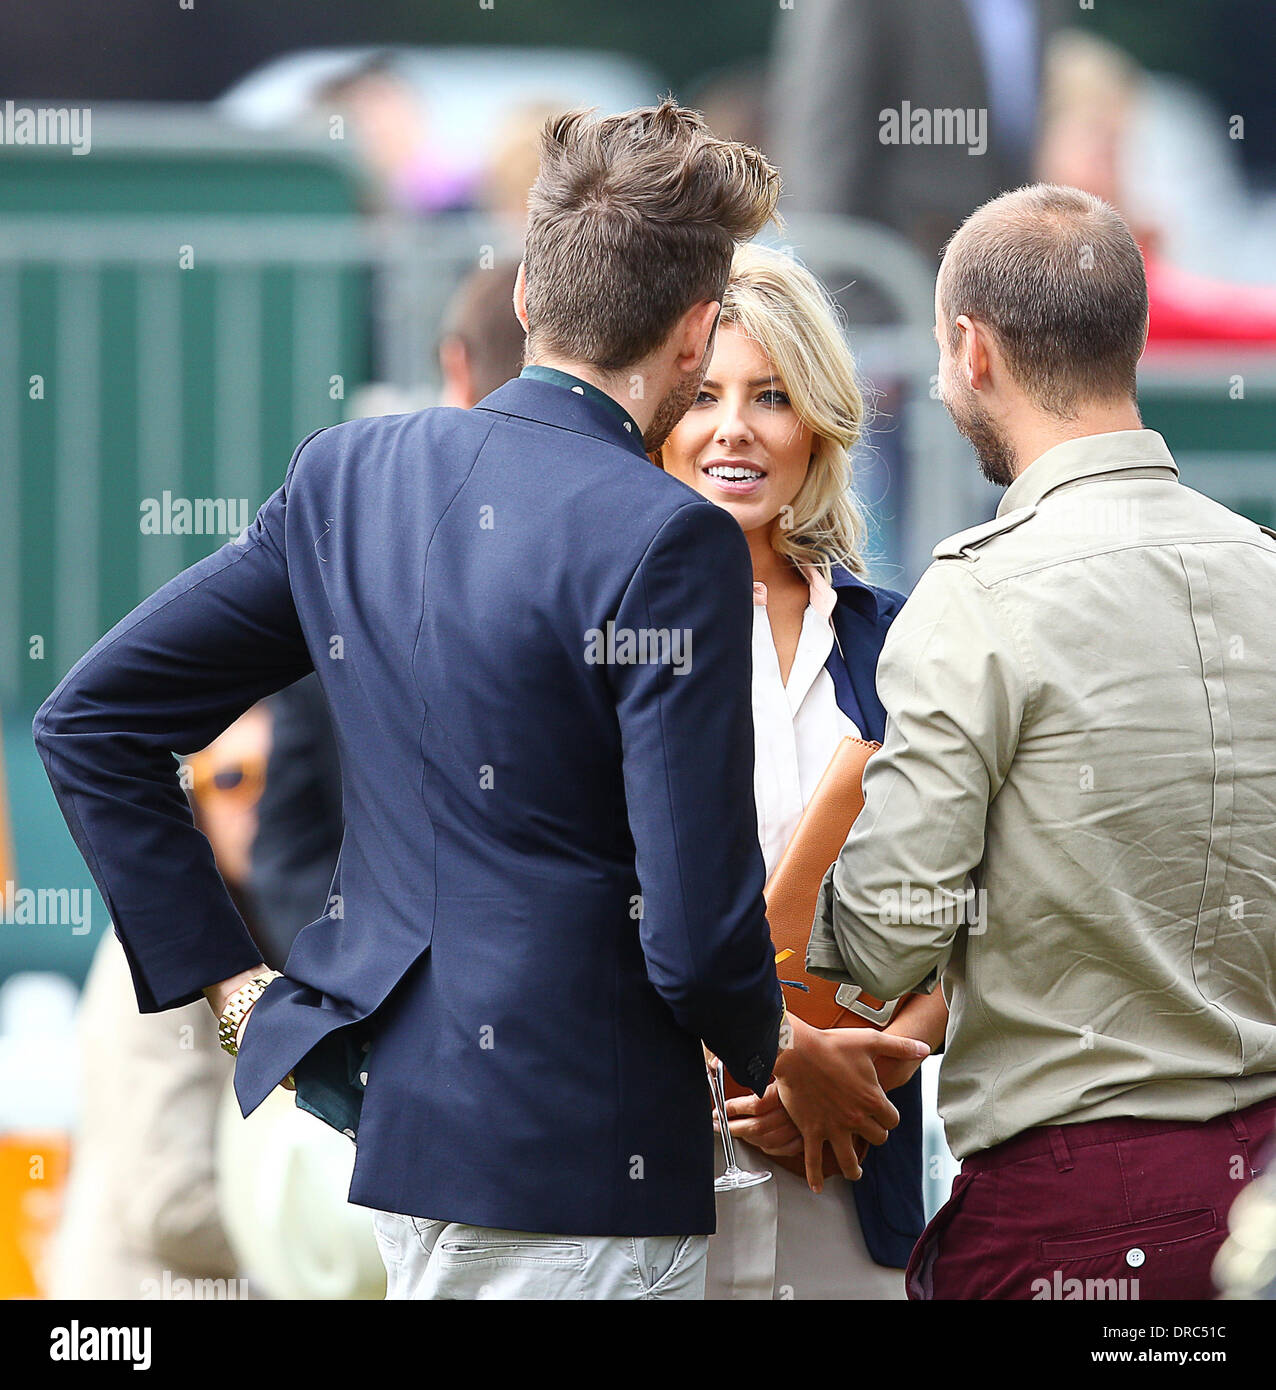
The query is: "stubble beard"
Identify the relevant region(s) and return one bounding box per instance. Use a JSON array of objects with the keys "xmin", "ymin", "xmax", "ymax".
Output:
[
  {"xmin": 643, "ymin": 368, "xmax": 706, "ymax": 454},
  {"xmin": 943, "ymin": 379, "xmax": 1019, "ymax": 489}
]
